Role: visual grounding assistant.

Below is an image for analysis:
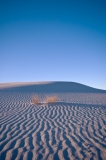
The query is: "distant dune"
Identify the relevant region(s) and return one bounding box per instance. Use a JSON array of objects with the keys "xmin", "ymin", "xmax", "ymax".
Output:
[
  {"xmin": 0, "ymin": 81, "xmax": 106, "ymax": 93},
  {"xmin": 0, "ymin": 82, "xmax": 106, "ymax": 160}
]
